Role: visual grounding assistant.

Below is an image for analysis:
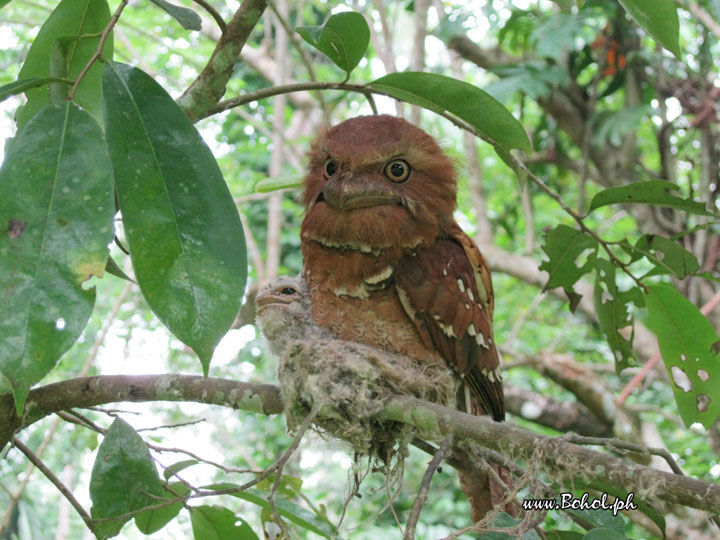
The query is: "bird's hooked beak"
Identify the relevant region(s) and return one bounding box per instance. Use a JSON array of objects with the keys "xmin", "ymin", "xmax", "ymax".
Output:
[{"xmin": 318, "ymin": 174, "xmax": 402, "ymax": 210}]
